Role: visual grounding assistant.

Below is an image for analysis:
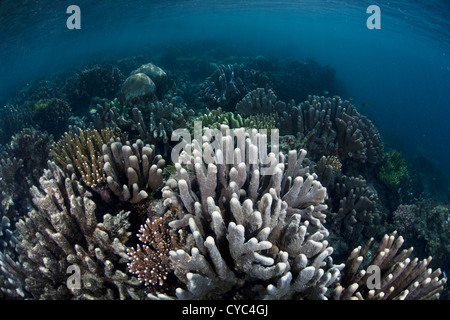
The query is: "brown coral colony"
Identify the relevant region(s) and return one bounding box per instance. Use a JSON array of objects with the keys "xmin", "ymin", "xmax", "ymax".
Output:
[{"xmin": 127, "ymin": 217, "xmax": 180, "ymax": 293}]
